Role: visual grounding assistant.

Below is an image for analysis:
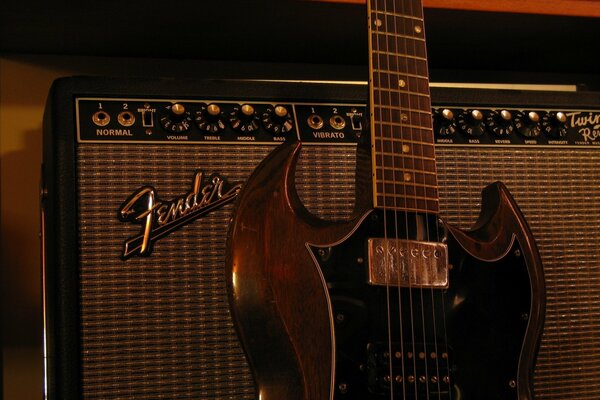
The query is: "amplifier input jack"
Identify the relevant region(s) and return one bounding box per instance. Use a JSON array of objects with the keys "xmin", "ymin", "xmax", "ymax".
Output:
[
  {"xmin": 92, "ymin": 111, "xmax": 110, "ymax": 126},
  {"xmin": 330, "ymin": 115, "xmax": 346, "ymax": 130},
  {"xmin": 307, "ymin": 114, "xmax": 324, "ymax": 129},
  {"xmin": 118, "ymin": 111, "xmax": 136, "ymax": 127}
]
